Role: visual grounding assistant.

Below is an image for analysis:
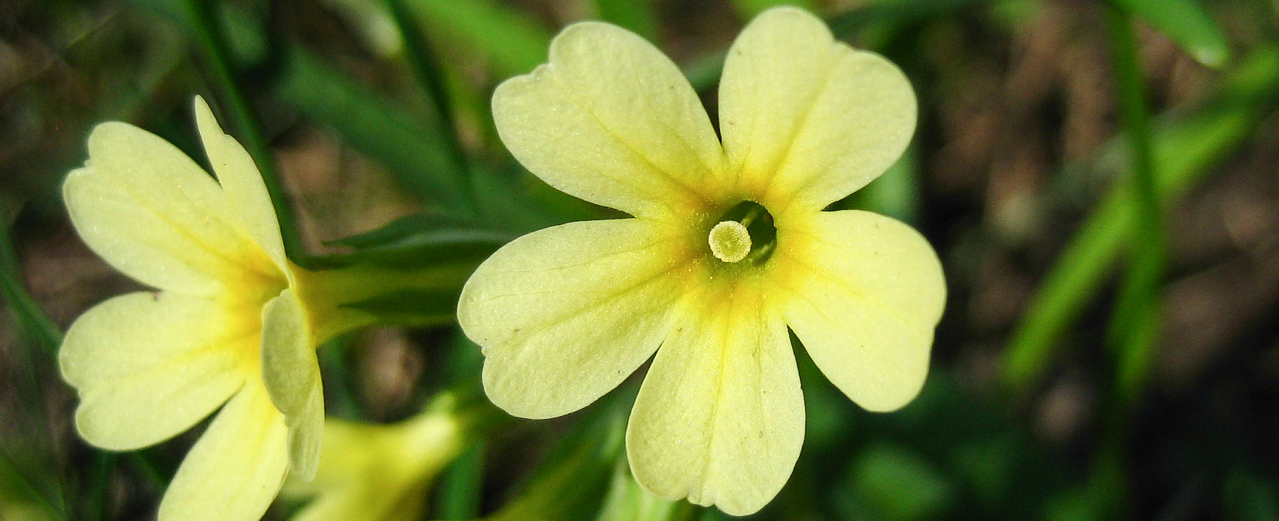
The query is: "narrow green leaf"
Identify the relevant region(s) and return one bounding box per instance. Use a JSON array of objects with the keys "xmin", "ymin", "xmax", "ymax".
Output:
[
  {"xmin": 323, "ymin": 212, "xmax": 511, "ymax": 268},
  {"xmin": 1111, "ymin": 0, "xmax": 1230, "ymax": 68},
  {"xmin": 593, "ymin": 0, "xmax": 658, "ymax": 40},
  {"xmin": 1000, "ymin": 45, "xmax": 1279, "ymax": 396},
  {"xmin": 1103, "ymin": 6, "xmax": 1164, "ymax": 409},
  {"xmin": 402, "ymin": 0, "xmax": 552, "ymax": 77}
]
